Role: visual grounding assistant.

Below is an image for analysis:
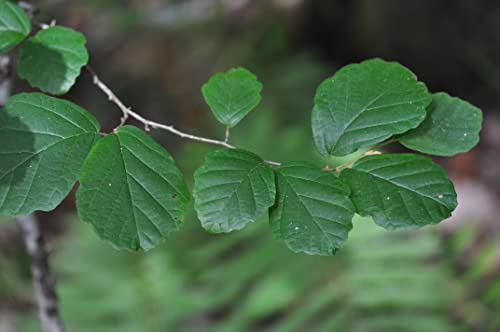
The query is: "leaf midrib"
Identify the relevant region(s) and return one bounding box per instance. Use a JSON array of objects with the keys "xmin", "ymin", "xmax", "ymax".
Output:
[
  {"xmin": 279, "ymin": 171, "xmax": 338, "ymax": 249},
  {"xmin": 115, "ymin": 133, "xmax": 184, "ymax": 248},
  {"xmin": 328, "ymin": 82, "xmax": 397, "ymax": 154},
  {"xmin": 198, "ymin": 160, "xmax": 265, "ymax": 226},
  {"xmin": 0, "ymin": 5, "xmax": 26, "ymax": 33},
  {"xmin": 0, "ymin": 131, "xmax": 95, "ymax": 182},
  {"xmin": 353, "ymin": 168, "xmax": 449, "ymax": 207}
]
